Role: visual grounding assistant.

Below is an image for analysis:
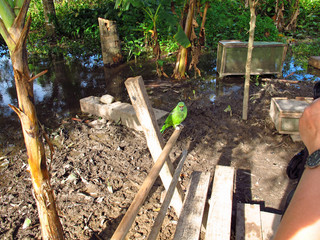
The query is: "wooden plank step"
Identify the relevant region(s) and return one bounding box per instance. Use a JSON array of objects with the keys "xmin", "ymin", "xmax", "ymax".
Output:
[
  {"xmin": 260, "ymin": 211, "xmax": 281, "ymax": 240},
  {"xmin": 205, "ymin": 166, "xmax": 235, "ymax": 240},
  {"xmin": 173, "ymin": 171, "xmax": 211, "ymax": 240},
  {"xmin": 236, "ymin": 203, "xmax": 262, "ymax": 240}
]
